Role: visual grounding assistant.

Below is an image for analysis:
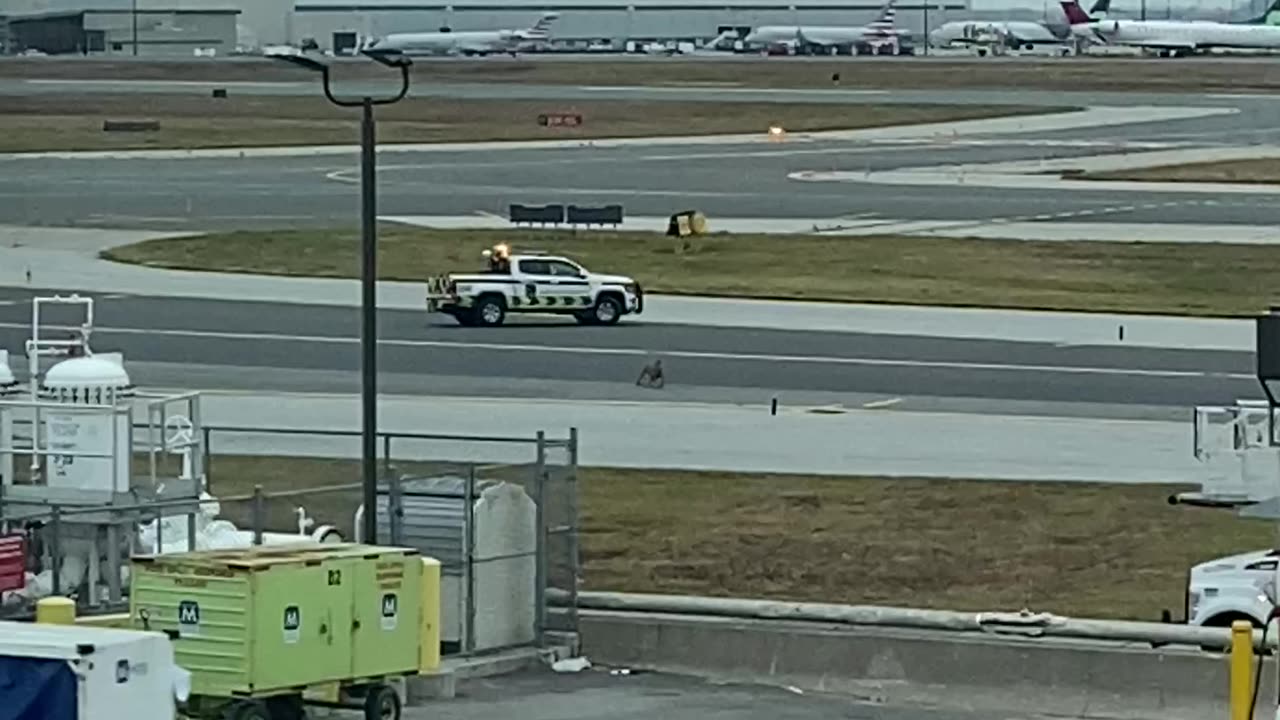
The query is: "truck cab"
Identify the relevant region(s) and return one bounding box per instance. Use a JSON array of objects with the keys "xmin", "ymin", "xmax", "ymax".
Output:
[{"xmin": 425, "ymin": 245, "xmax": 644, "ymax": 327}]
